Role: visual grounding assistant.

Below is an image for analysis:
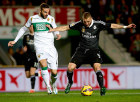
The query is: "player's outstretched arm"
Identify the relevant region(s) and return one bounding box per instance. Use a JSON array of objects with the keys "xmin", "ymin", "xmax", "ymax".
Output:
[
  {"xmin": 111, "ymin": 23, "xmax": 136, "ymax": 29},
  {"xmin": 8, "ymin": 26, "xmax": 28, "ymax": 47},
  {"xmin": 46, "ymin": 25, "xmax": 70, "ymax": 32},
  {"xmin": 46, "ymin": 24, "xmax": 62, "ymax": 40}
]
